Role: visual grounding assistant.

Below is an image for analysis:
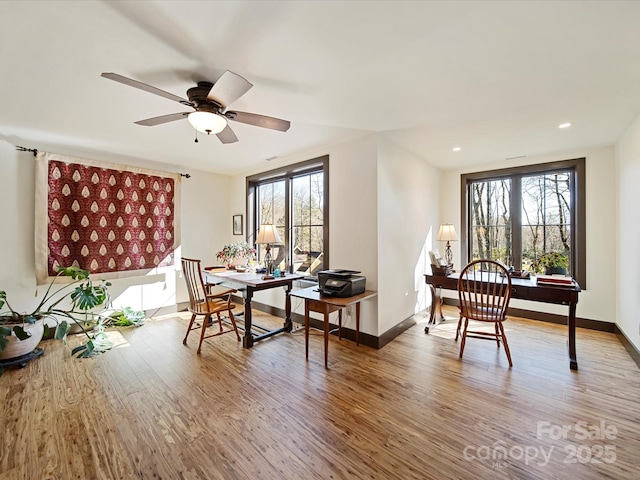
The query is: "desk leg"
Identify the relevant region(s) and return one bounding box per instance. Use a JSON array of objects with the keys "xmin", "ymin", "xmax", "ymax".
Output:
[
  {"xmin": 338, "ymin": 309, "xmax": 343, "ymax": 340},
  {"xmin": 568, "ymin": 302, "xmax": 578, "ymax": 370},
  {"xmin": 324, "ymin": 307, "xmax": 330, "ymax": 368},
  {"xmin": 284, "ymin": 282, "xmax": 293, "ymax": 332},
  {"xmin": 426, "ymin": 284, "xmax": 444, "ymax": 333},
  {"xmin": 355, "ymin": 302, "xmax": 360, "ymax": 346},
  {"xmin": 304, "ymin": 300, "xmax": 310, "ymax": 361},
  {"xmin": 242, "ymin": 289, "xmax": 254, "ymax": 349}
]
